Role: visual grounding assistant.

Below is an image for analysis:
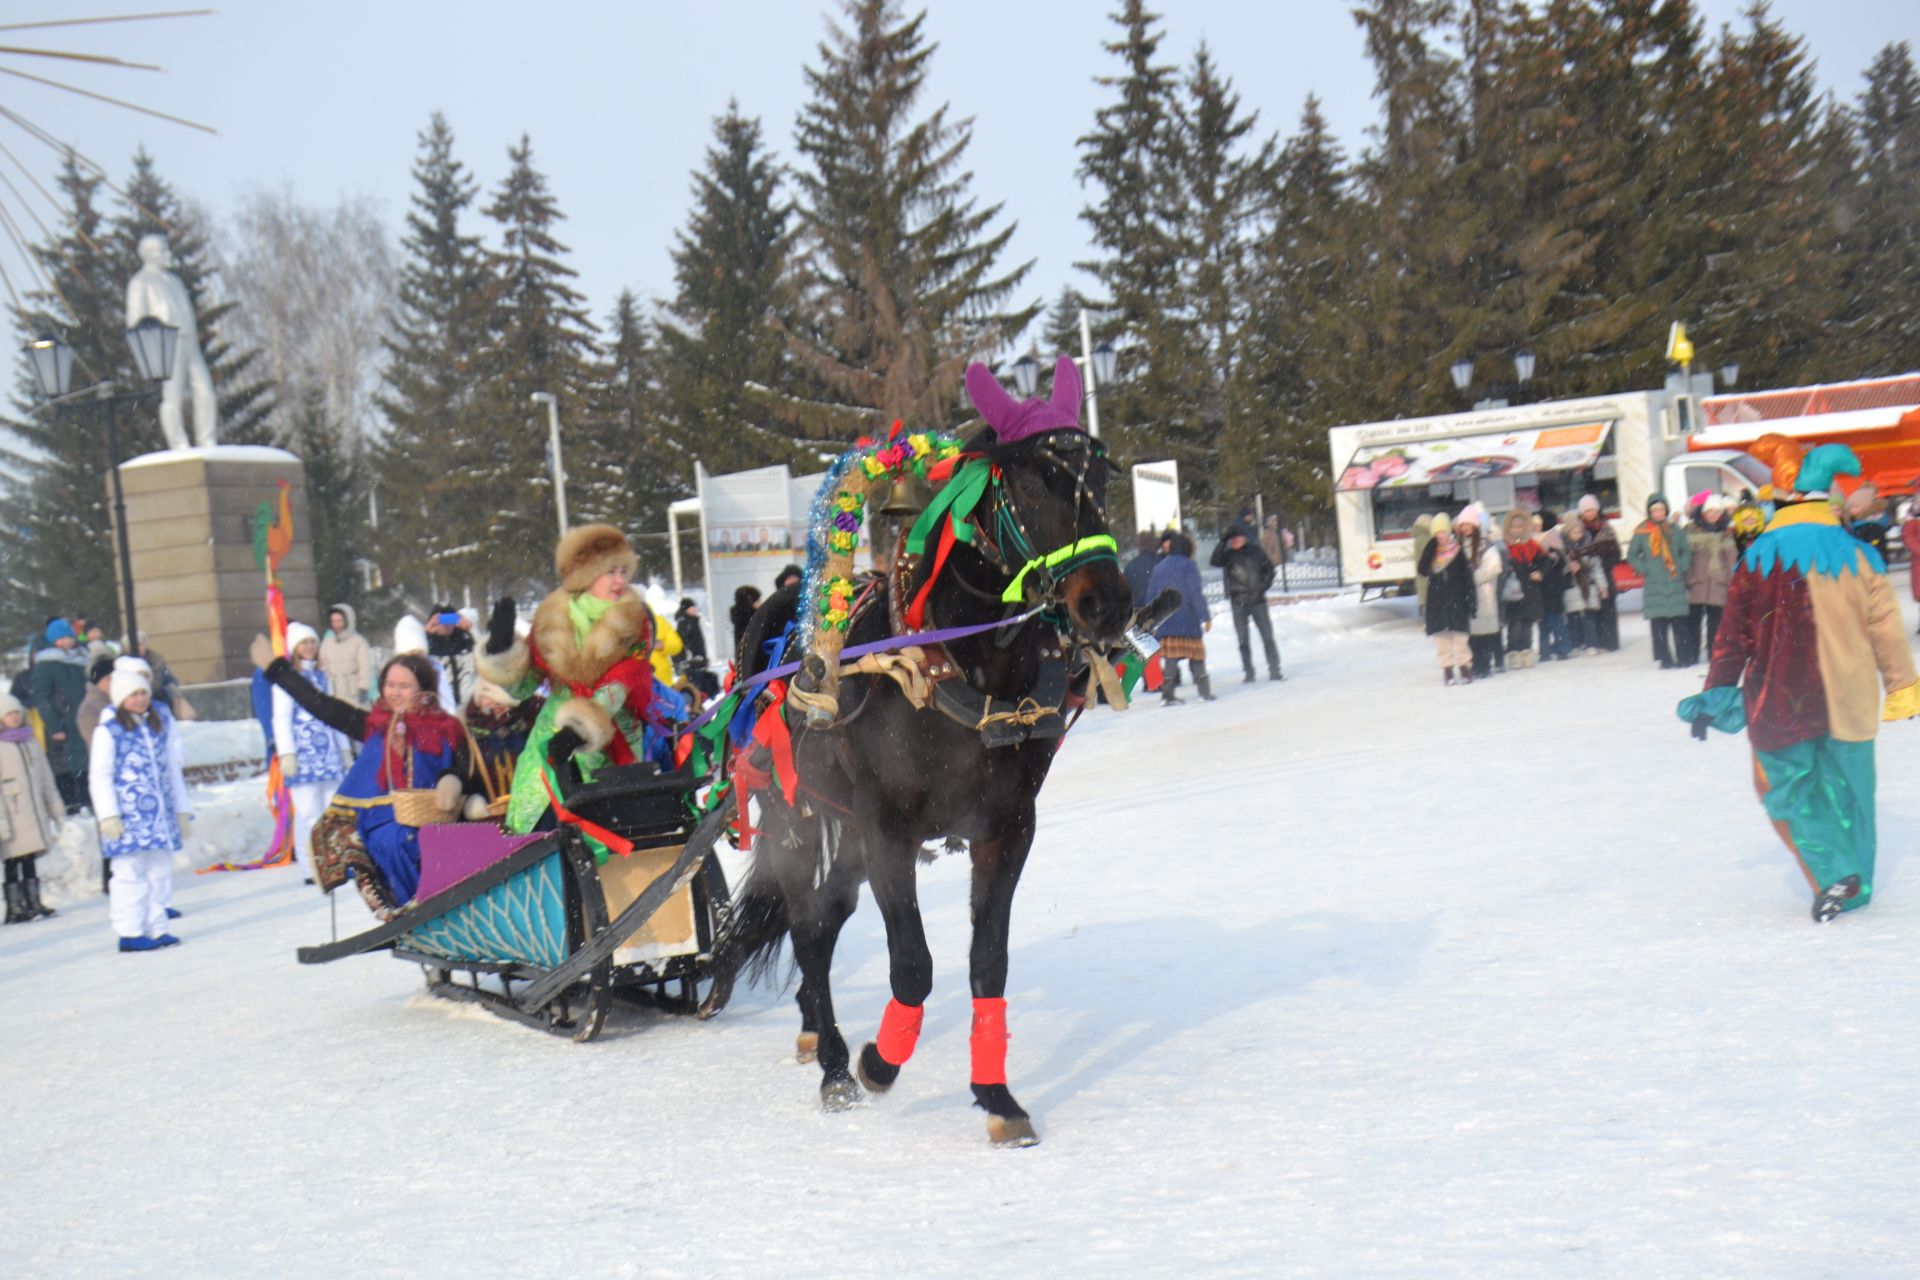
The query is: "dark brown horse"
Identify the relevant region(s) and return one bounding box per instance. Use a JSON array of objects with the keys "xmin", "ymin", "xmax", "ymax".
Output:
[{"xmin": 705, "ymin": 358, "xmax": 1135, "ymax": 1145}]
